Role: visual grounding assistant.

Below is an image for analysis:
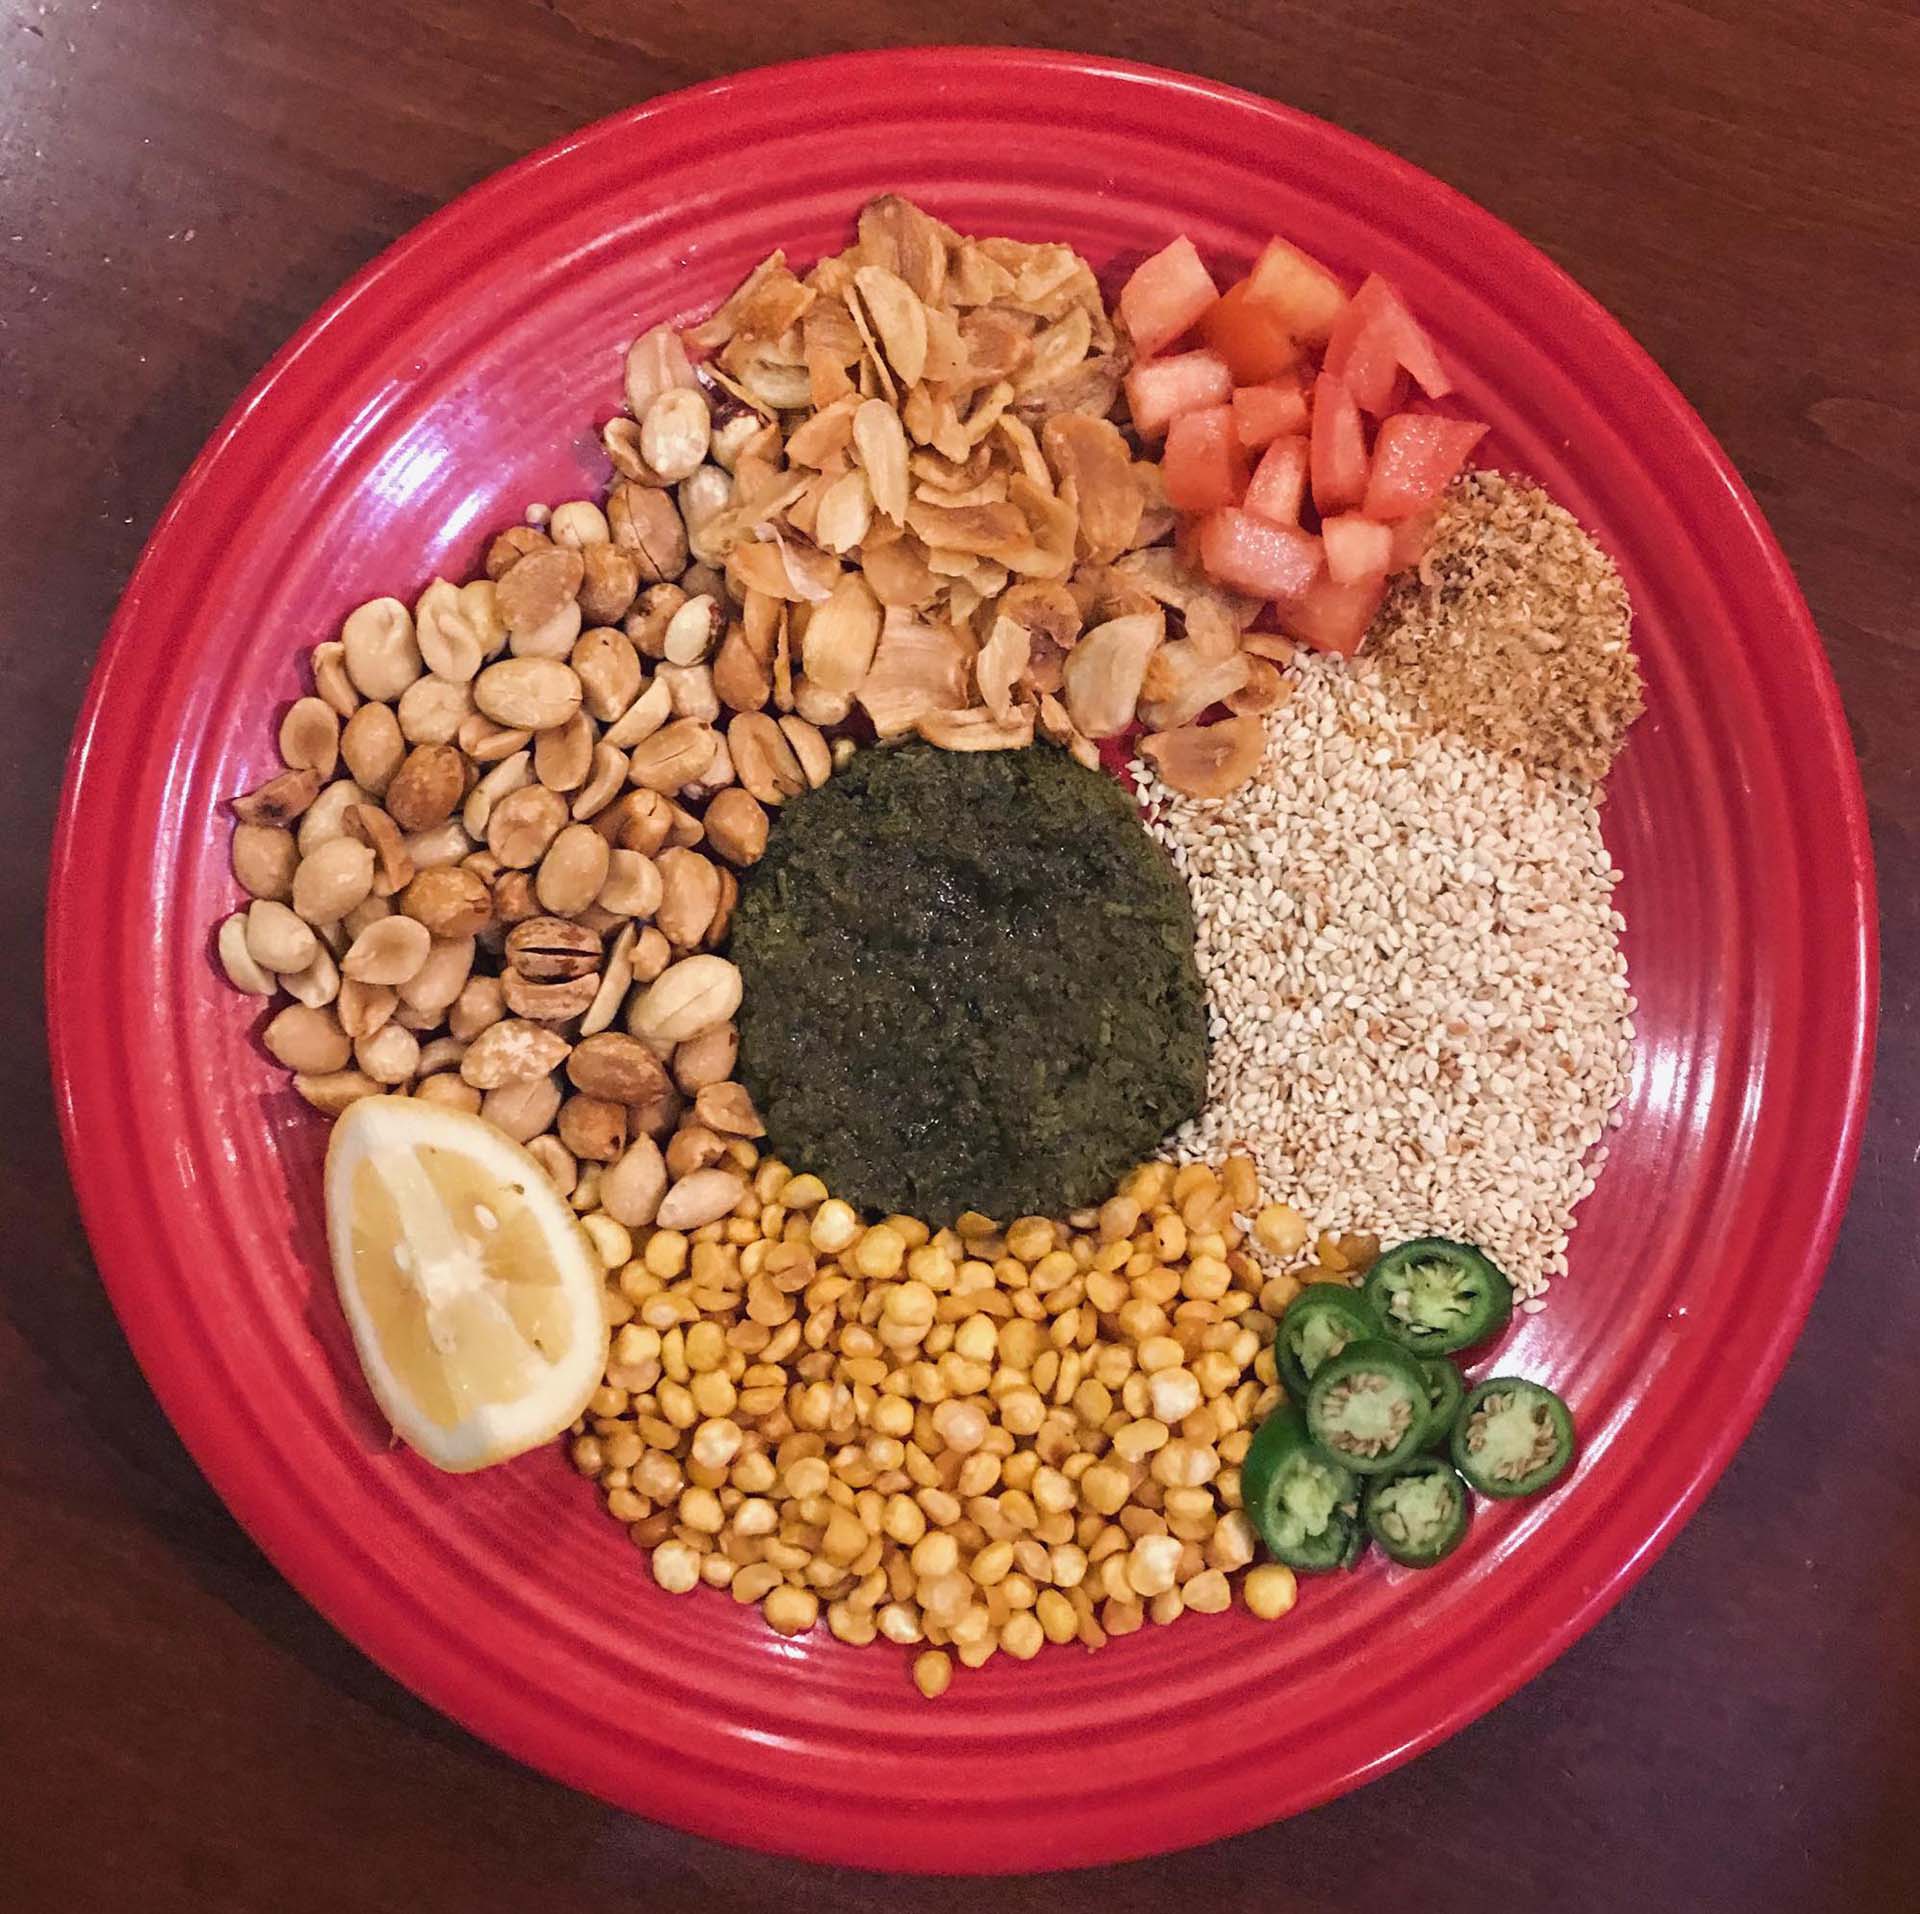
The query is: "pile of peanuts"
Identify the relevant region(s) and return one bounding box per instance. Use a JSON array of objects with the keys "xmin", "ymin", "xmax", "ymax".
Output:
[
  {"xmin": 214, "ymin": 357, "xmax": 880, "ymax": 1235},
  {"xmin": 573, "ymin": 1148, "xmax": 1376, "ymax": 1692}
]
